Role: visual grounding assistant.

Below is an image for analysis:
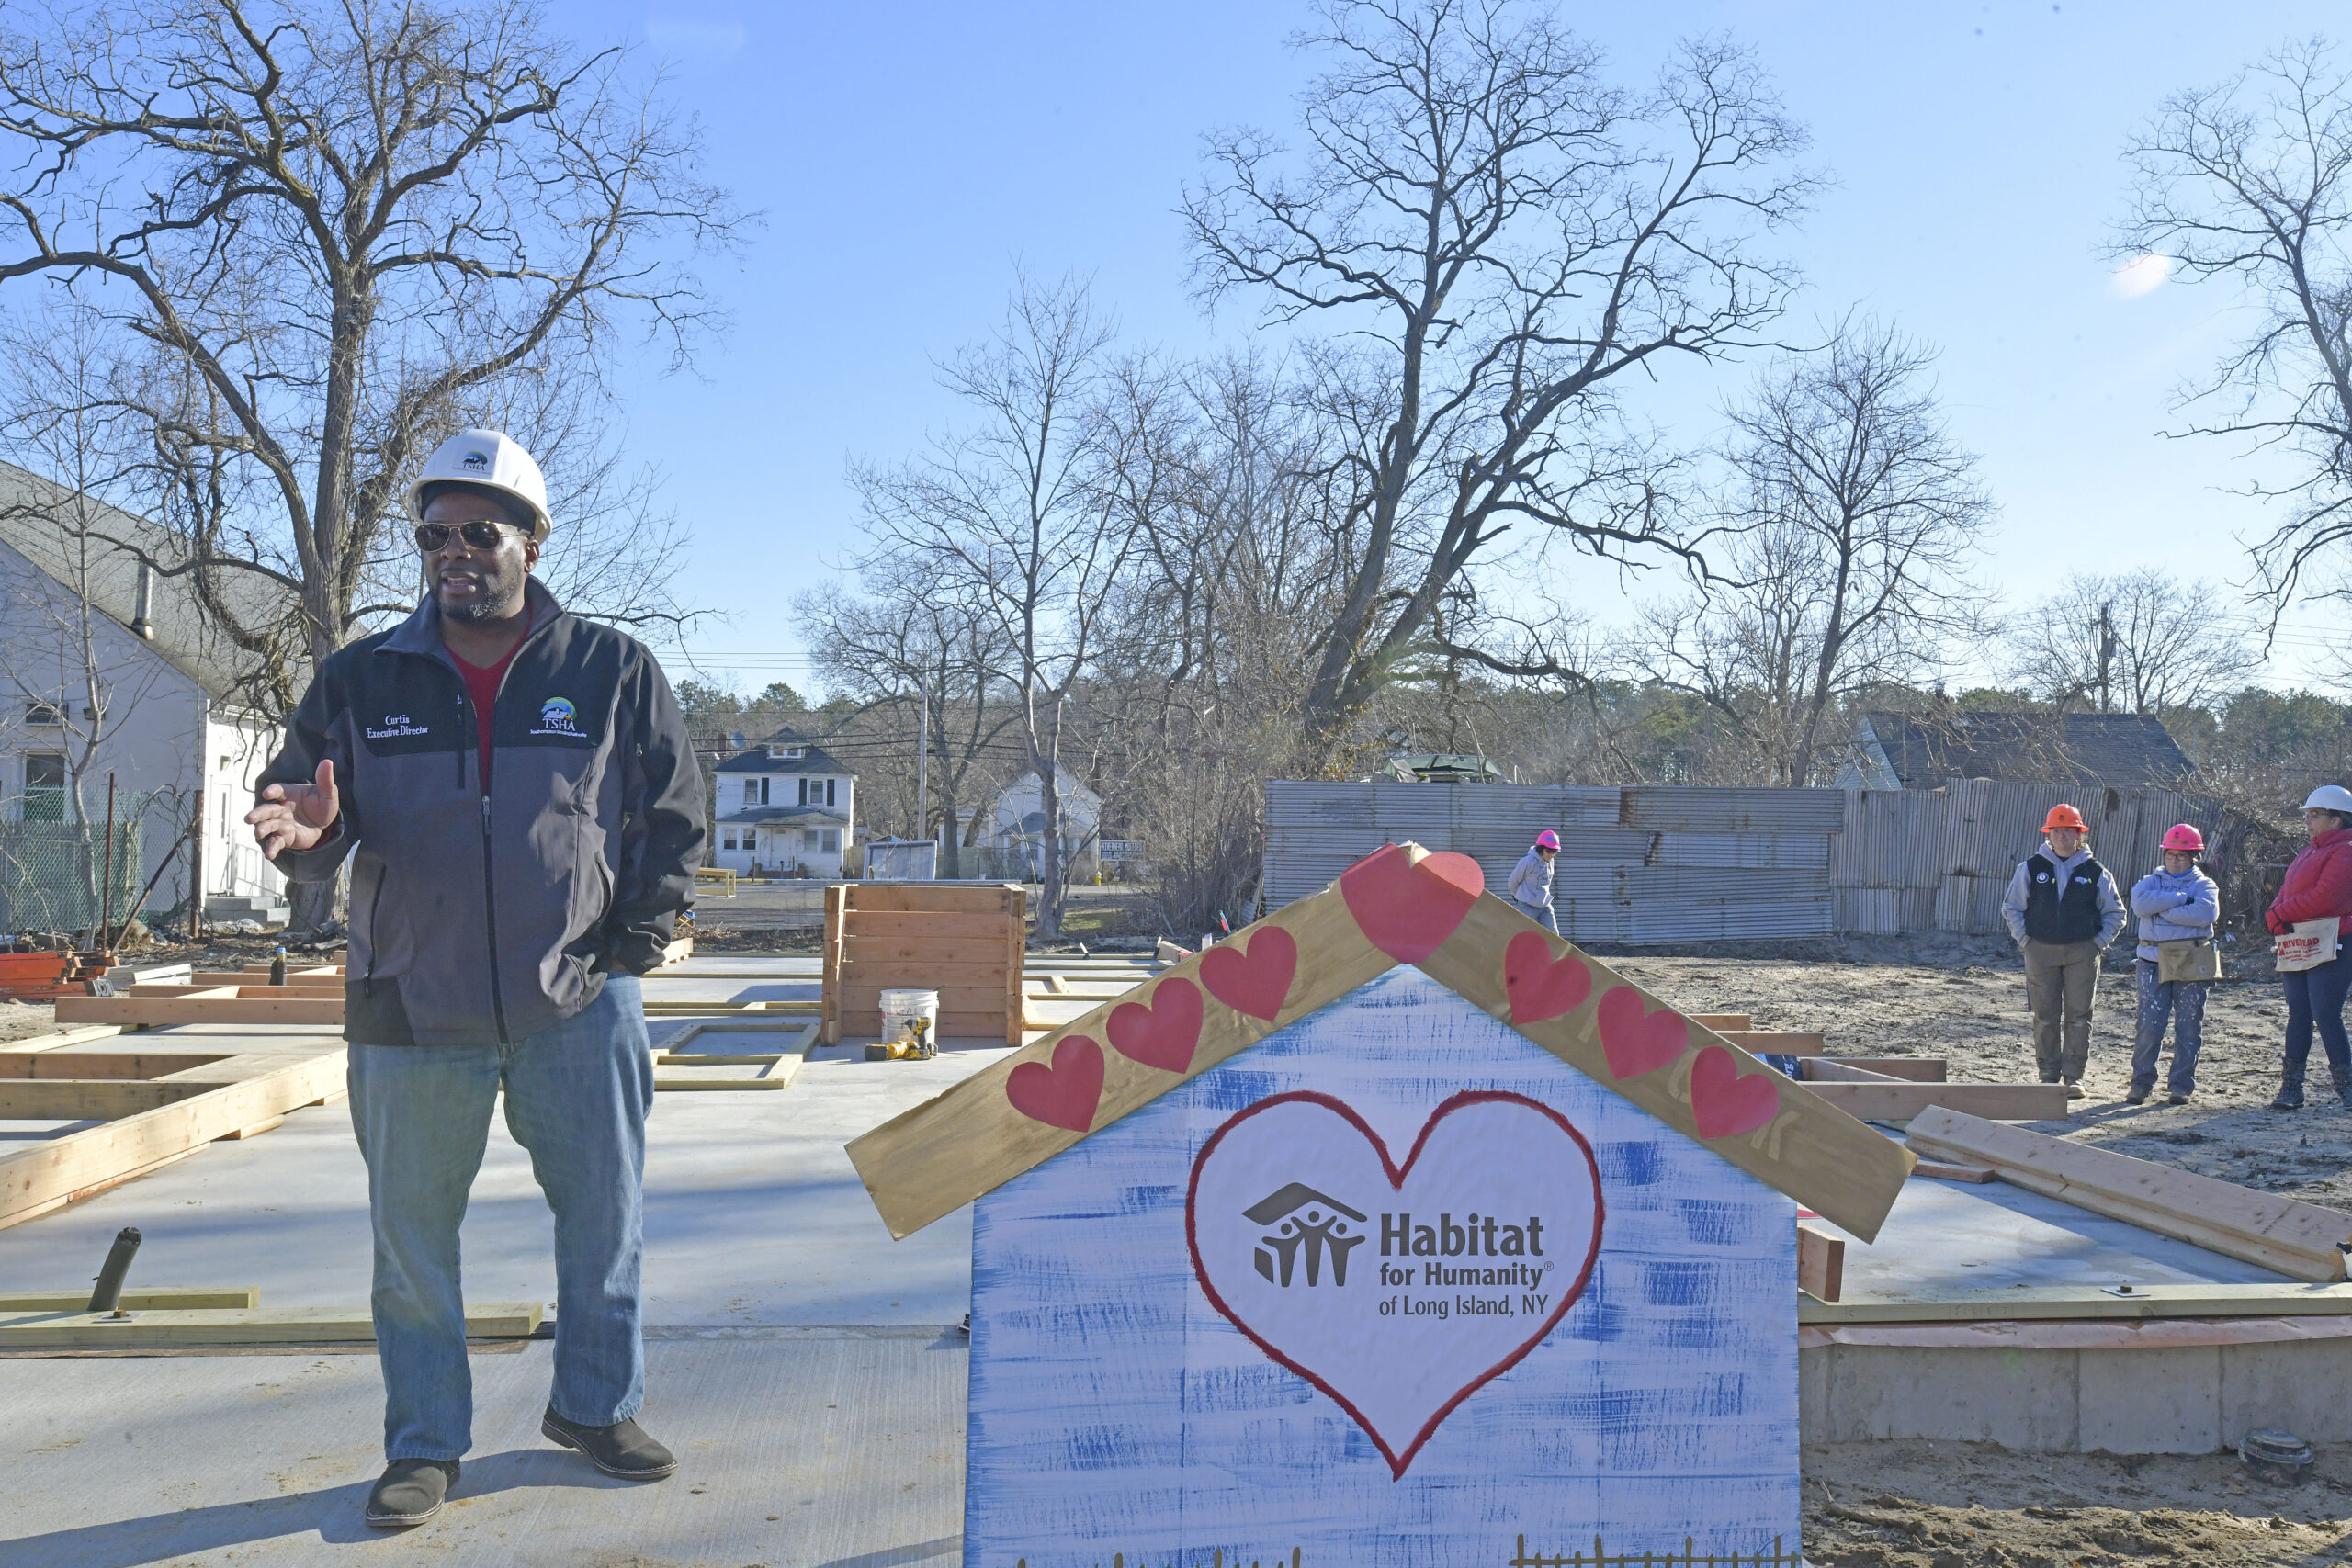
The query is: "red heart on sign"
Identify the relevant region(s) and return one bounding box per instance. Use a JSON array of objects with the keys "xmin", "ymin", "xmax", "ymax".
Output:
[
  {"xmin": 1107, "ymin": 977, "xmax": 1204, "ymax": 1074},
  {"xmin": 1339, "ymin": 844, "xmax": 1485, "ymax": 963},
  {"xmin": 1199, "ymin": 926, "xmax": 1298, "ymax": 1021},
  {"xmin": 1004, "ymin": 1035, "xmax": 1104, "ymax": 1132},
  {"xmin": 1594, "ymin": 986, "xmax": 1687, "ymax": 1079},
  {"xmin": 1690, "ymin": 1044, "xmax": 1781, "ymax": 1139},
  {"xmin": 1502, "ymin": 931, "xmax": 1592, "ymax": 1024}
]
